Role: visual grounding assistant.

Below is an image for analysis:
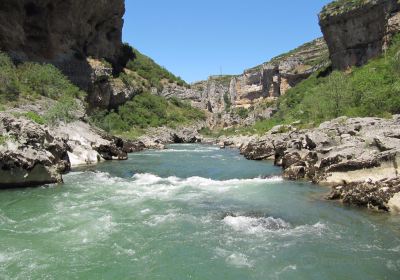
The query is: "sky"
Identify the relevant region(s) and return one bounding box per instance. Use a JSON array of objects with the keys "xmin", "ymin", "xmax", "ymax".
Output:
[{"xmin": 123, "ymin": 0, "xmax": 332, "ymax": 83}]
